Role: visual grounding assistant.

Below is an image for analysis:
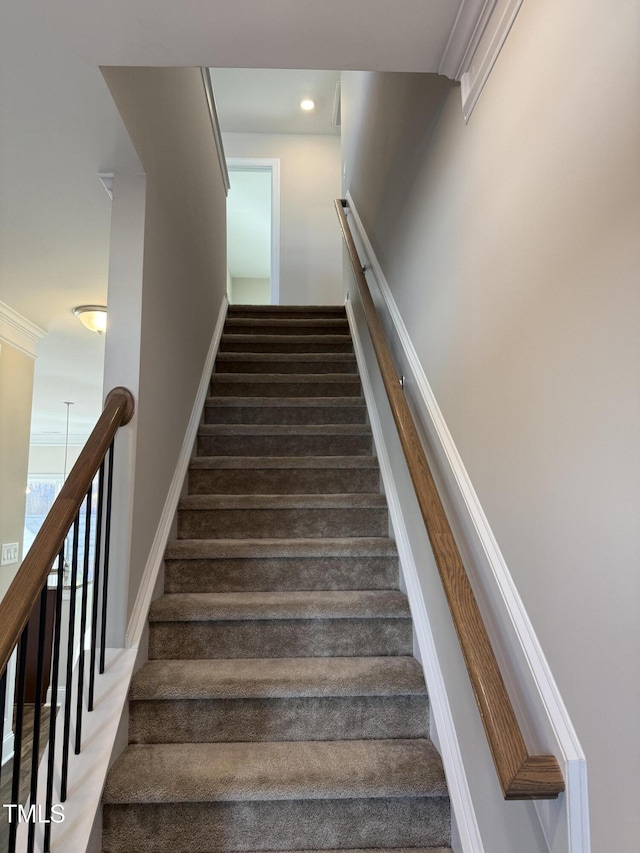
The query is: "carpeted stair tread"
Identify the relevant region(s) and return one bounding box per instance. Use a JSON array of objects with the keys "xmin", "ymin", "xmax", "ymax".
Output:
[
  {"xmin": 164, "ymin": 537, "xmax": 398, "ymax": 560},
  {"xmin": 190, "ymin": 456, "xmax": 379, "ymax": 470},
  {"xmin": 179, "ymin": 494, "xmax": 386, "ymax": 510},
  {"xmin": 224, "ymin": 318, "xmax": 349, "ymax": 331},
  {"xmin": 130, "ymin": 656, "xmax": 426, "ymax": 701},
  {"xmin": 210, "ymin": 373, "xmax": 361, "ymax": 385},
  {"xmin": 198, "ymin": 423, "xmax": 371, "ymax": 437},
  {"xmin": 149, "ymin": 590, "xmax": 410, "ymax": 622},
  {"xmin": 219, "ymin": 333, "xmax": 354, "ymax": 353},
  {"xmin": 227, "ymin": 304, "xmax": 346, "ymax": 316},
  {"xmin": 216, "ymin": 352, "xmax": 356, "ymax": 364},
  {"xmin": 103, "ymin": 739, "xmax": 447, "ymax": 804},
  {"xmin": 206, "ymin": 395, "xmax": 366, "ymax": 408}
]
